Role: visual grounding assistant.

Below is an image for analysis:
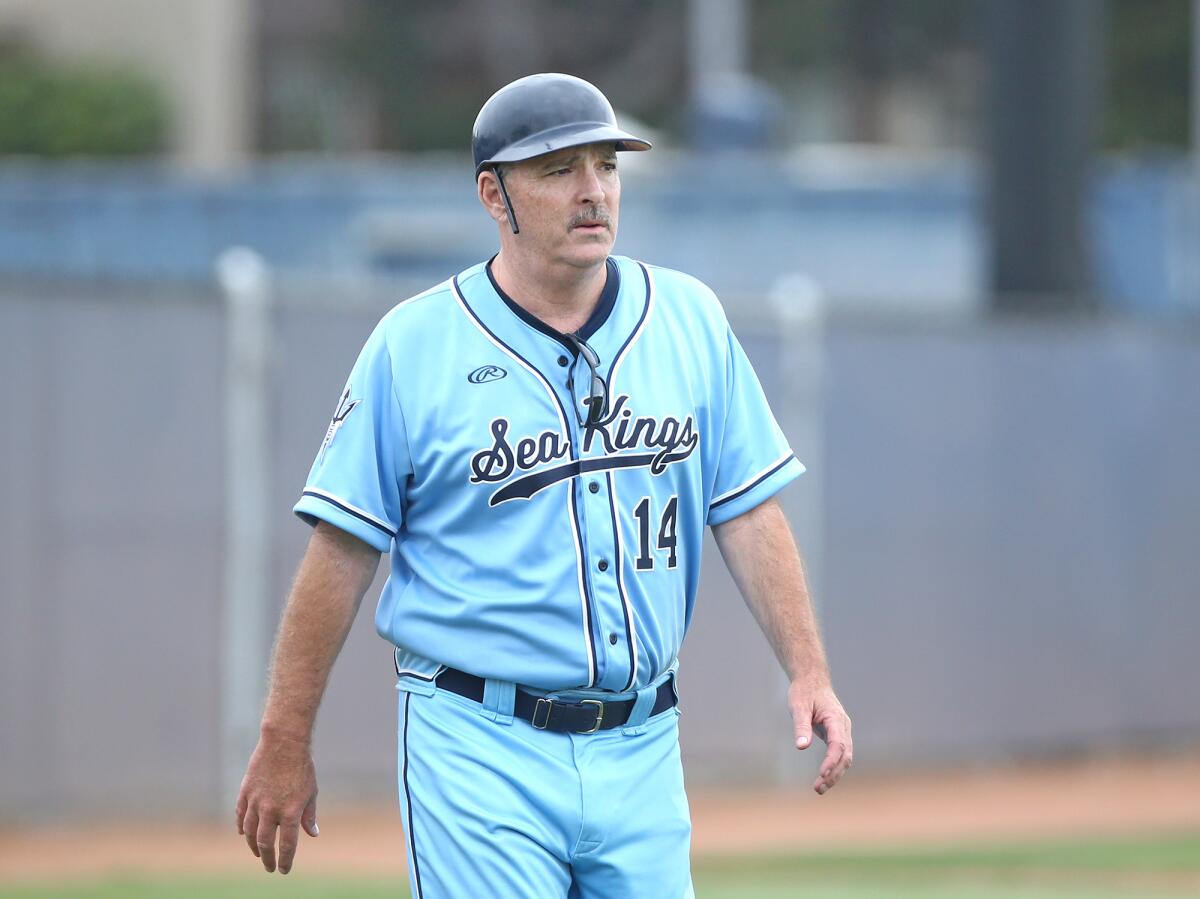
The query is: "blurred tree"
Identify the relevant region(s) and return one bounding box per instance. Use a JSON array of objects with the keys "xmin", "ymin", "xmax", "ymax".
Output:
[
  {"xmin": 0, "ymin": 52, "xmax": 168, "ymax": 157},
  {"xmin": 252, "ymin": 0, "xmax": 1191, "ymax": 154},
  {"xmin": 314, "ymin": 0, "xmax": 688, "ymax": 153},
  {"xmin": 752, "ymin": 0, "xmax": 979, "ymax": 146},
  {"xmin": 752, "ymin": 0, "xmax": 841, "ymax": 75},
  {"xmin": 1104, "ymin": 0, "xmax": 1191, "ymax": 150}
]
